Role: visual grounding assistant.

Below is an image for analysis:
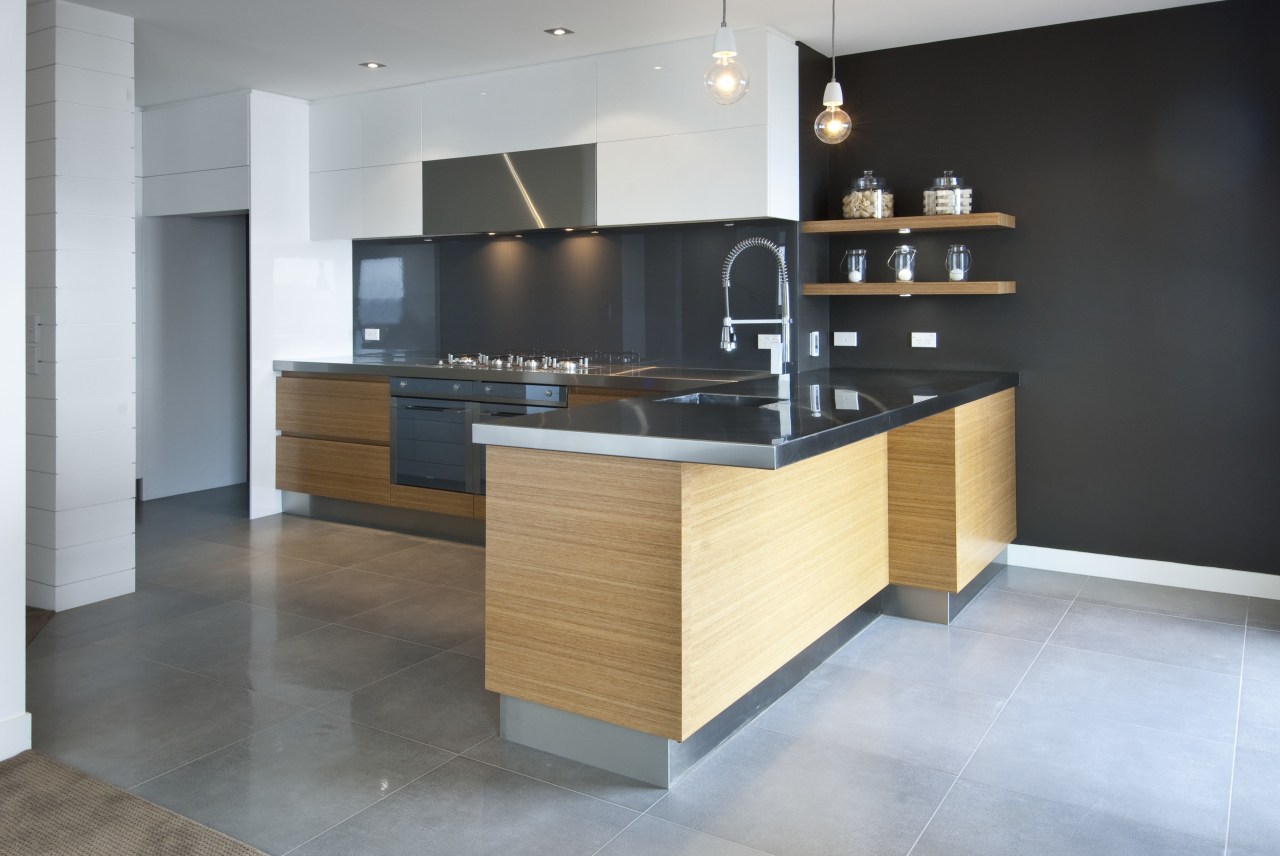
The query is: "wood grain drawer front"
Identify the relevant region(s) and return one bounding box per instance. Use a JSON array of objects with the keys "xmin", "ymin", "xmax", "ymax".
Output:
[
  {"xmin": 389, "ymin": 484, "xmax": 475, "ymax": 518},
  {"xmin": 567, "ymin": 387, "xmax": 653, "ymax": 408},
  {"xmin": 277, "ymin": 376, "xmax": 390, "ymax": 443},
  {"xmin": 277, "ymin": 436, "xmax": 390, "ymax": 506}
]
